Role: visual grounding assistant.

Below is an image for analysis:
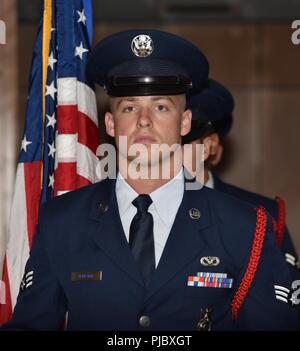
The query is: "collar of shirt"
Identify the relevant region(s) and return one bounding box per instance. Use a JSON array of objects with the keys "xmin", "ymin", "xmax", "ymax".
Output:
[
  {"xmin": 205, "ymin": 170, "xmax": 215, "ymax": 189},
  {"xmin": 115, "ymin": 168, "xmax": 184, "ymax": 227}
]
